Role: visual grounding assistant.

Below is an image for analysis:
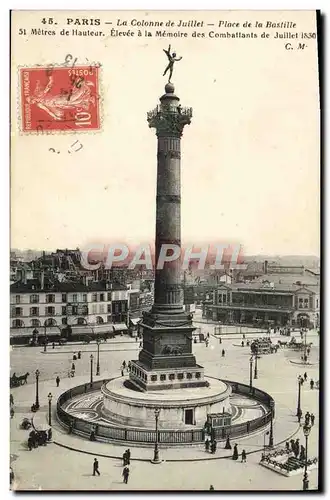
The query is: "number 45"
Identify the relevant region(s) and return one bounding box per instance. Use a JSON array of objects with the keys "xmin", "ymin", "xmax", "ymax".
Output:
[{"xmin": 41, "ymin": 18, "xmax": 54, "ymax": 24}]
